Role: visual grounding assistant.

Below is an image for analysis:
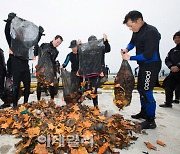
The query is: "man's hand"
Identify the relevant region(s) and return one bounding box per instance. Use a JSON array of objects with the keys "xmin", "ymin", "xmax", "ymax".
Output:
[
  {"xmin": 9, "ymin": 49, "xmax": 13, "ymax": 54},
  {"xmin": 171, "ymin": 66, "xmax": 180, "ymax": 72},
  {"xmin": 32, "ymin": 56, "xmax": 36, "ymax": 60},
  {"xmin": 77, "ymin": 39, "xmax": 82, "ymax": 45},
  {"xmin": 103, "ymin": 33, "xmax": 107, "ymax": 41},
  {"xmin": 49, "ymin": 83, "xmax": 54, "ymax": 86},
  {"xmin": 76, "ymin": 72, "xmax": 80, "ymax": 76},
  {"xmin": 122, "ymin": 53, "xmax": 130, "ymax": 60},
  {"xmin": 121, "ymin": 49, "xmax": 128, "ymax": 55},
  {"xmin": 100, "ymin": 72, "xmax": 104, "ymax": 77},
  {"xmin": 60, "ymin": 65, "xmax": 63, "ymax": 69}
]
